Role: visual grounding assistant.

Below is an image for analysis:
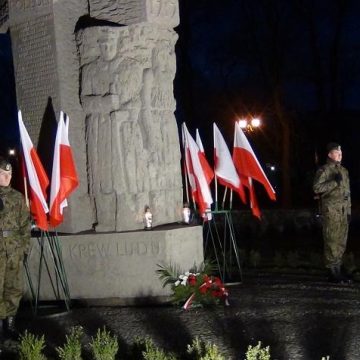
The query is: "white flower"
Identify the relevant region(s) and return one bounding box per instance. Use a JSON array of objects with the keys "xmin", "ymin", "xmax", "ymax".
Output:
[
  {"xmin": 176, "ymin": 271, "xmax": 201, "ymax": 286},
  {"xmin": 178, "ymin": 274, "xmax": 189, "ymax": 286}
]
